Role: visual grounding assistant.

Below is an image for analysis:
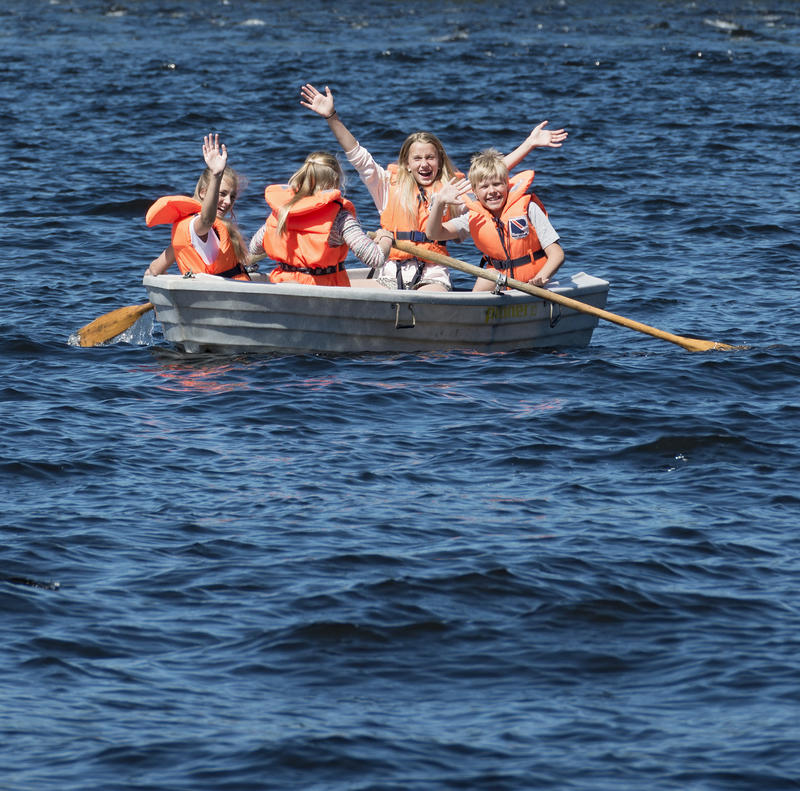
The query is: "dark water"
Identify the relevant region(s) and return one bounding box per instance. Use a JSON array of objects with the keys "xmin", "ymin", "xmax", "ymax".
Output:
[{"xmin": 3, "ymin": 1, "xmax": 800, "ymax": 789}]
